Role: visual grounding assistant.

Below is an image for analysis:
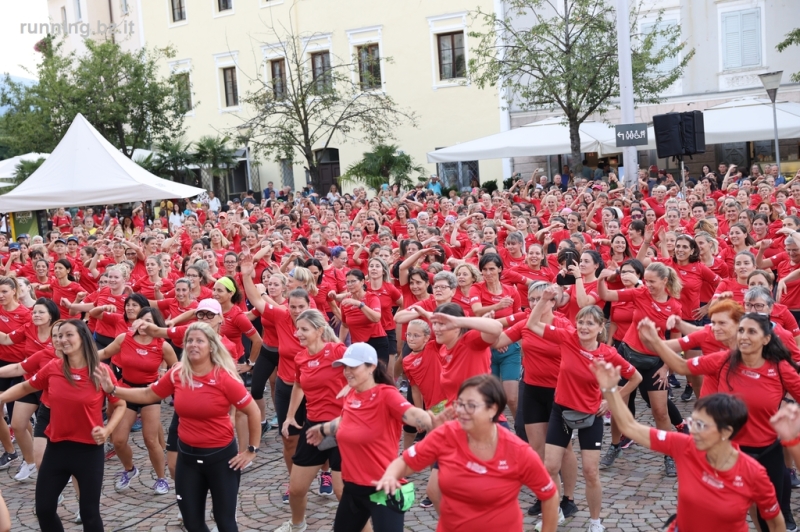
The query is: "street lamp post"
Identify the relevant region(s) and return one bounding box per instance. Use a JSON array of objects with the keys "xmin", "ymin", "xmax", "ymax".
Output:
[{"xmin": 759, "ymin": 70, "xmax": 783, "ymax": 176}]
